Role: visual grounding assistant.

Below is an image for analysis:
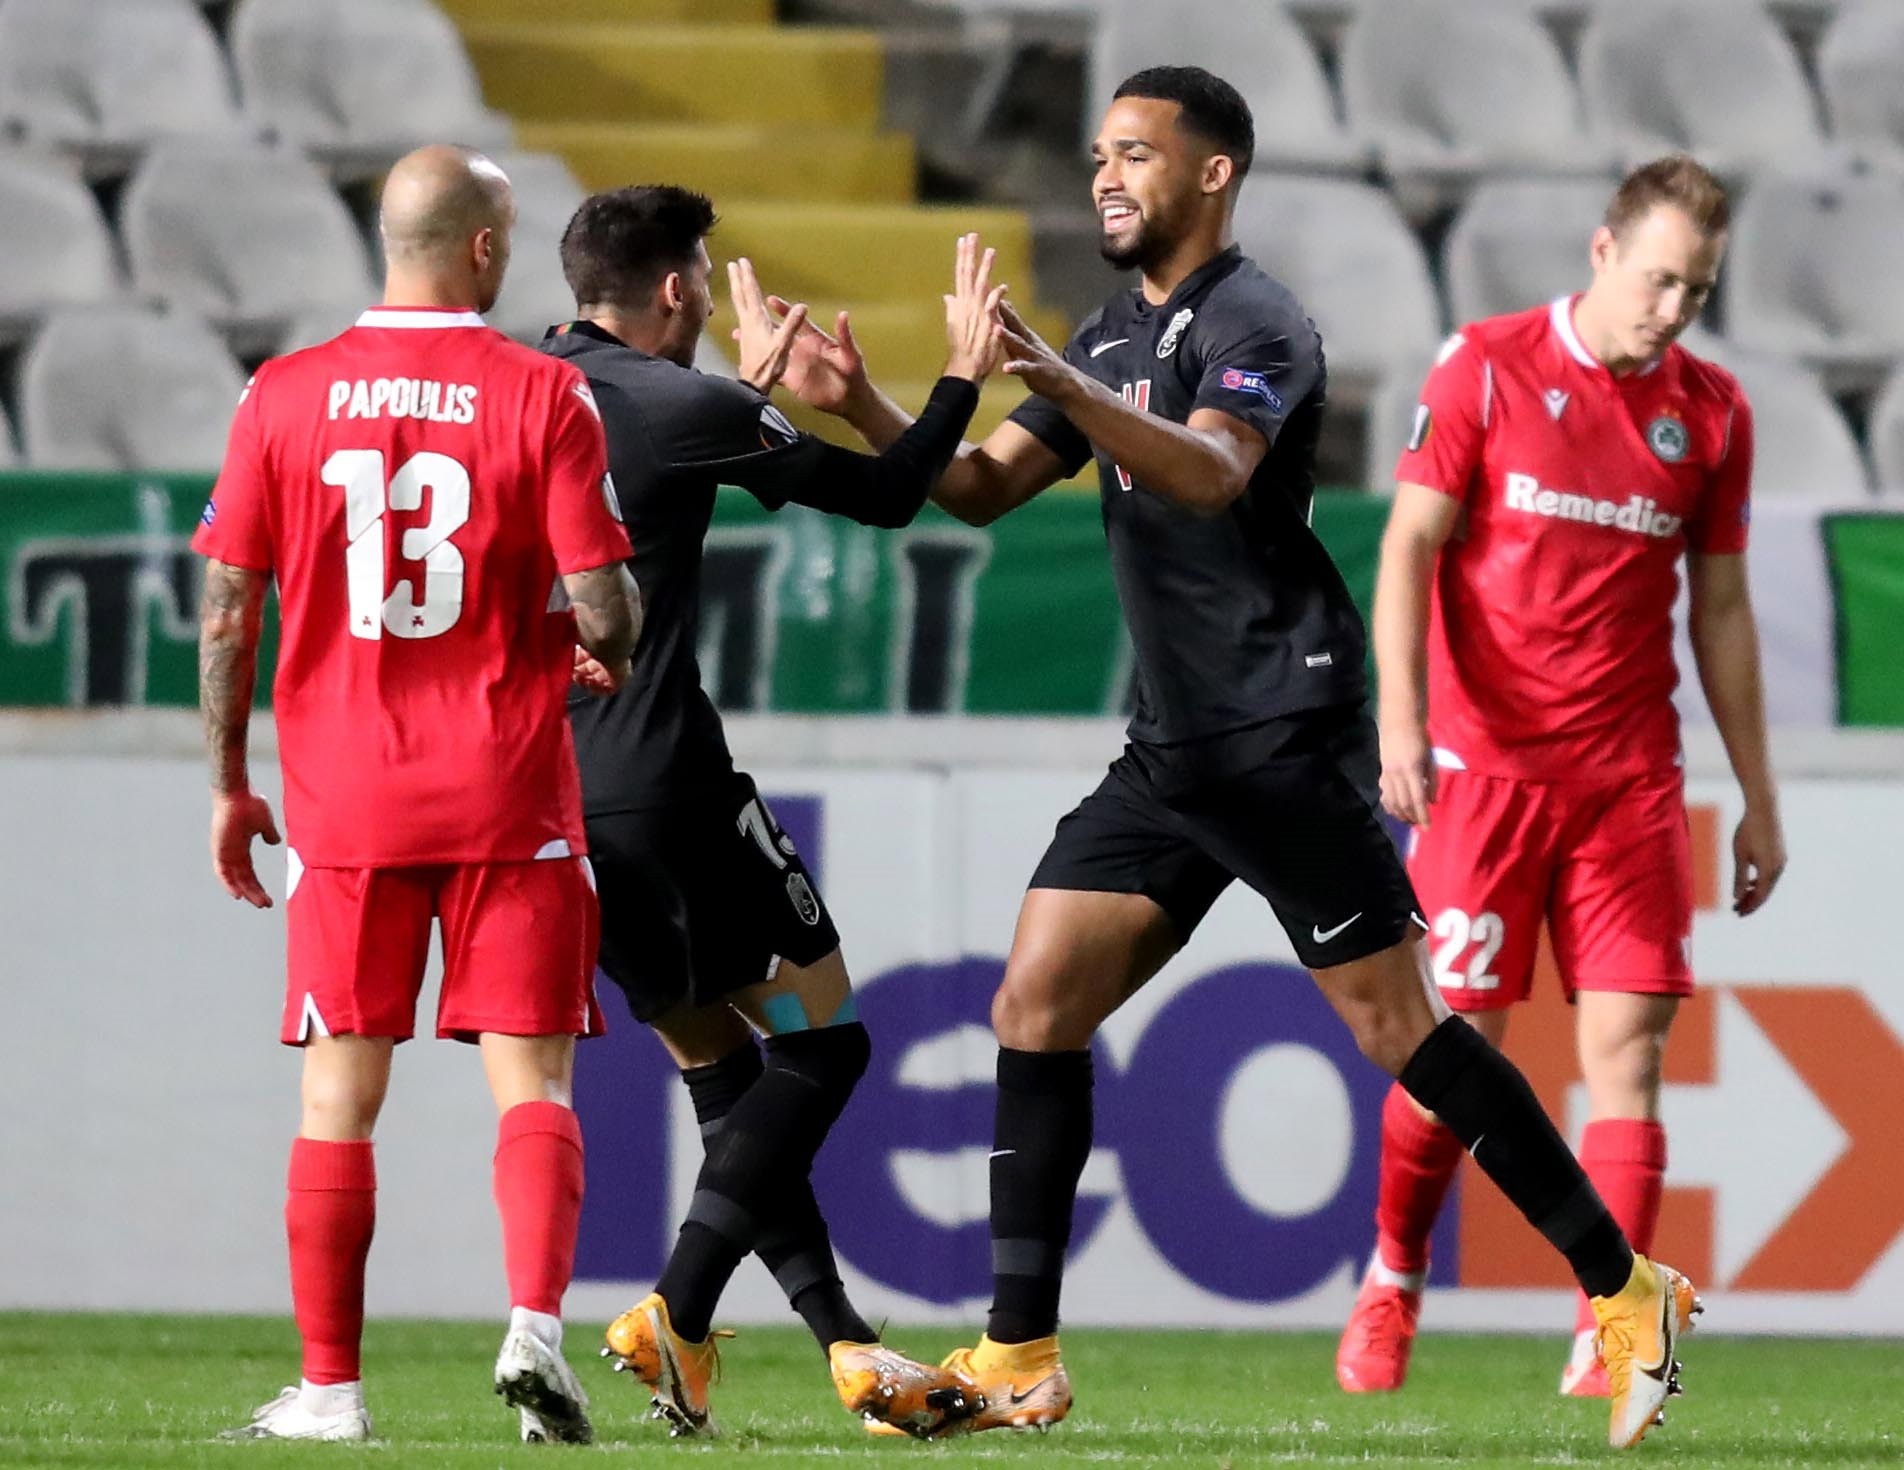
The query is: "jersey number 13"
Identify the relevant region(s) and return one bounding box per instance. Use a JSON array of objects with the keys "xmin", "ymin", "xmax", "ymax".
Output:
[{"xmin": 323, "ymin": 449, "xmax": 470, "ymax": 640}]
